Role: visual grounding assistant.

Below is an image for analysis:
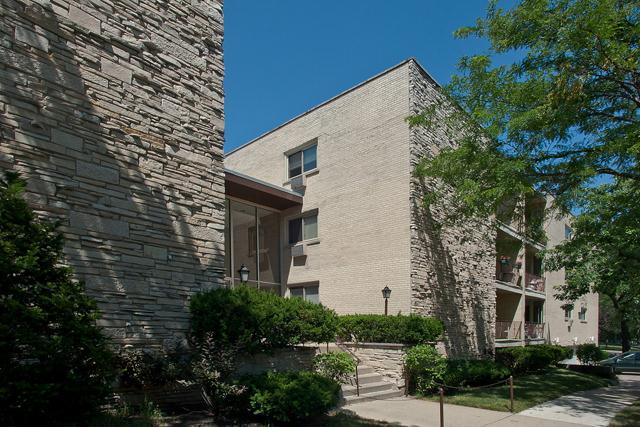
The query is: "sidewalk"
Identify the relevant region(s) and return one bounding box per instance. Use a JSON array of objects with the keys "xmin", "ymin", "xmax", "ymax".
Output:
[
  {"xmin": 342, "ymin": 374, "xmax": 640, "ymax": 427},
  {"xmin": 517, "ymin": 374, "xmax": 640, "ymax": 427}
]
